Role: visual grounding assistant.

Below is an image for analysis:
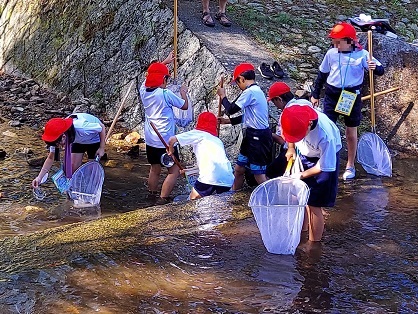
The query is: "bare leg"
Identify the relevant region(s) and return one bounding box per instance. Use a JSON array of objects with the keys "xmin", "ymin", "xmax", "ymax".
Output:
[
  {"xmin": 189, "ymin": 187, "xmax": 202, "ymax": 200},
  {"xmin": 307, "ymin": 205, "xmax": 324, "ymax": 241},
  {"xmin": 218, "ymin": 0, "xmax": 228, "ymax": 13},
  {"xmin": 160, "ymin": 164, "xmax": 180, "ymax": 198},
  {"xmin": 345, "ymin": 126, "xmax": 357, "ymax": 169},
  {"xmin": 254, "ymin": 173, "xmax": 267, "ymax": 185},
  {"xmin": 232, "ymin": 164, "xmax": 246, "ymax": 190},
  {"xmin": 302, "ymin": 206, "xmax": 309, "ymax": 232},
  {"xmin": 71, "ymin": 153, "xmax": 84, "ymax": 173},
  {"xmin": 201, "ymin": 0, "xmax": 214, "ymax": 25},
  {"xmin": 148, "ymin": 164, "xmax": 162, "ymax": 192}
]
